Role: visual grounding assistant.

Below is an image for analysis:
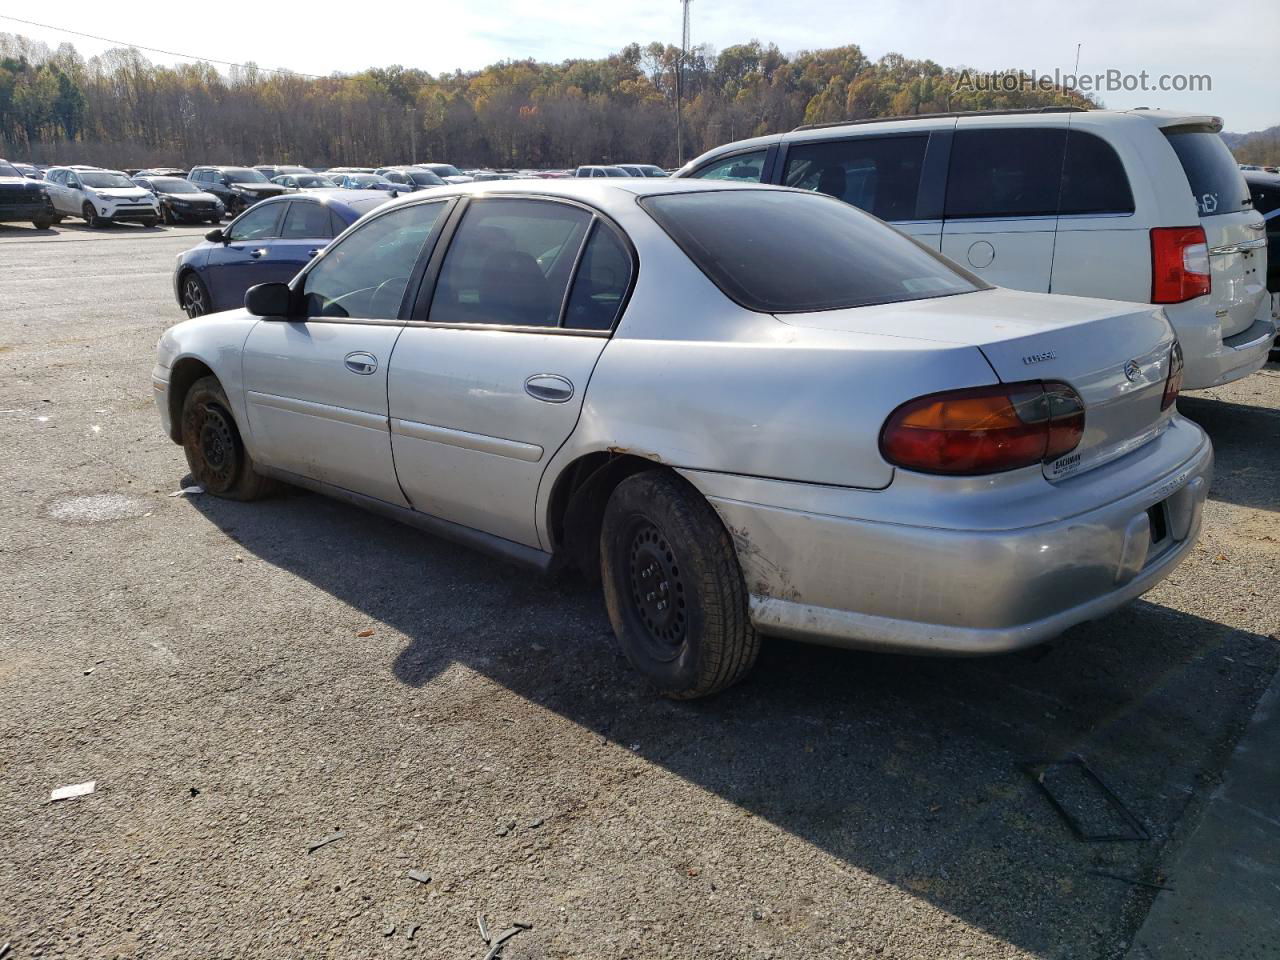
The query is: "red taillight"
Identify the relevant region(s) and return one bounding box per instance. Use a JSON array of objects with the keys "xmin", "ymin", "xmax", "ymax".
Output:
[
  {"xmin": 879, "ymin": 381, "xmax": 1085, "ymax": 476},
  {"xmin": 1161, "ymin": 340, "xmax": 1184, "ymax": 410},
  {"xmin": 1151, "ymin": 227, "xmax": 1210, "ymax": 303}
]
